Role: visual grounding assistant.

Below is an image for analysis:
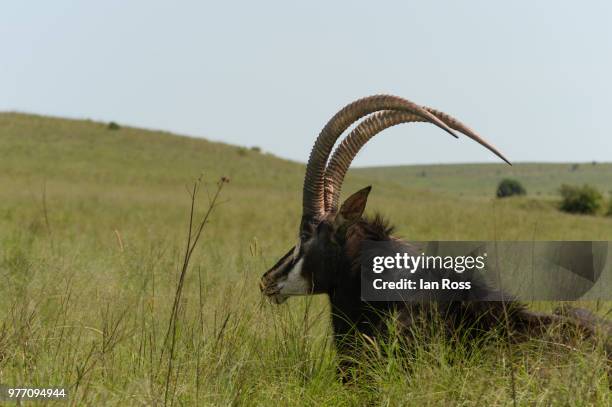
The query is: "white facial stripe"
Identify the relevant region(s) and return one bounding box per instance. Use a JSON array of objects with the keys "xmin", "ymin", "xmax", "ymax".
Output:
[
  {"xmin": 277, "ymin": 258, "xmax": 310, "ymax": 296},
  {"xmin": 293, "ymin": 239, "xmax": 301, "ymax": 261}
]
